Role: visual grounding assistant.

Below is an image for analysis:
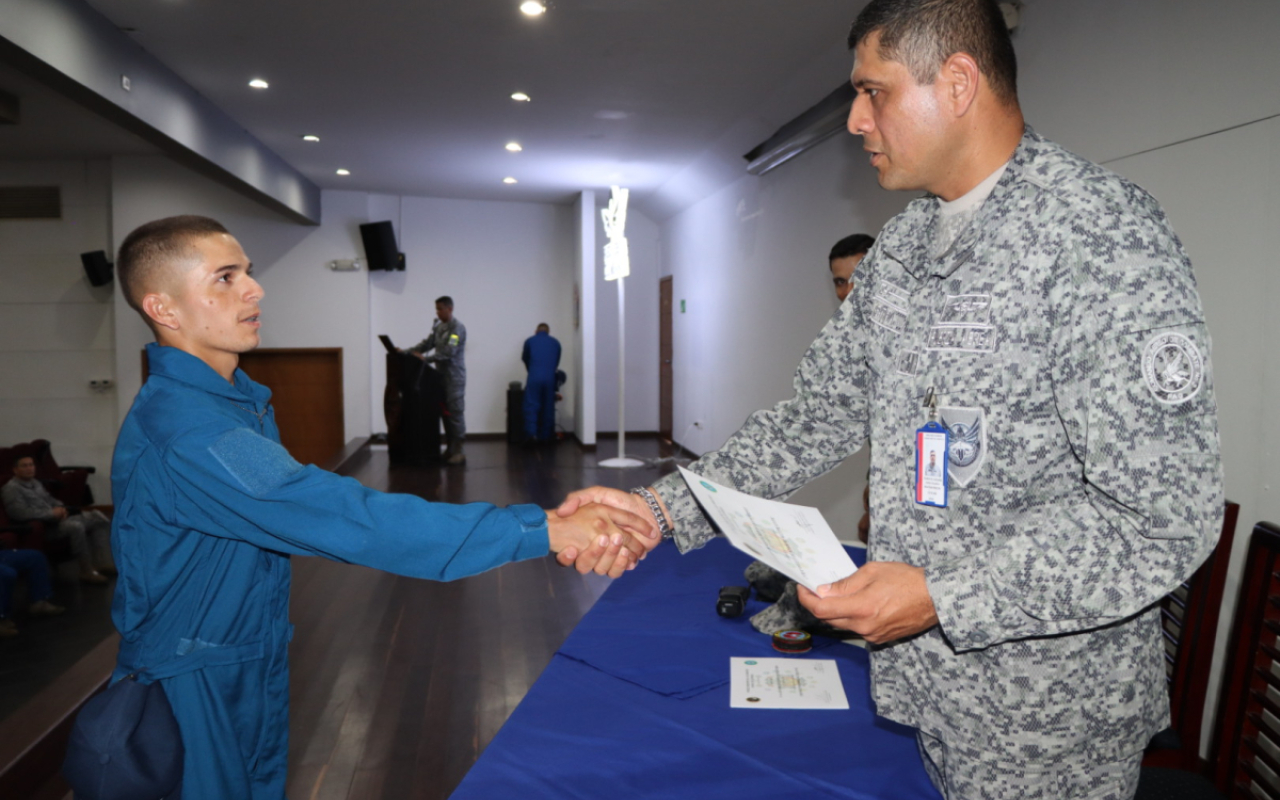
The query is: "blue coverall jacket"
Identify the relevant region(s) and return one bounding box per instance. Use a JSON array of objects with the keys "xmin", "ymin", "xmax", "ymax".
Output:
[{"xmin": 111, "ymin": 343, "xmax": 550, "ymax": 799}]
